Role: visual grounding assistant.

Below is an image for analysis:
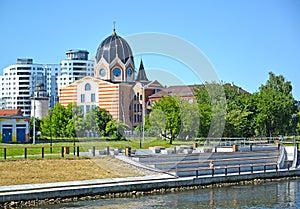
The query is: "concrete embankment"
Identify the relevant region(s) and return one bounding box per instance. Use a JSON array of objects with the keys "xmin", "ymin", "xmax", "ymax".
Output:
[{"xmin": 1, "ymin": 169, "xmax": 300, "ymax": 206}]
